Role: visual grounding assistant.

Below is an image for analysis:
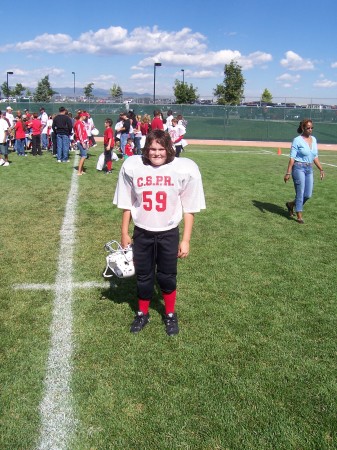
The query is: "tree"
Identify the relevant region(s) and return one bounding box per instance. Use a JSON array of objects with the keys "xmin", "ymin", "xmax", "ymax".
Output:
[
  {"xmin": 84, "ymin": 82, "xmax": 94, "ymax": 100},
  {"xmin": 213, "ymin": 60, "xmax": 245, "ymax": 105},
  {"xmin": 173, "ymin": 80, "xmax": 199, "ymax": 104},
  {"xmin": 110, "ymin": 83, "xmax": 123, "ymax": 101},
  {"xmin": 261, "ymin": 88, "xmax": 272, "ymax": 103},
  {"xmin": 33, "ymin": 75, "xmax": 56, "ymax": 102},
  {"xmin": 12, "ymin": 83, "xmax": 26, "ymax": 98},
  {"xmin": 1, "ymin": 82, "xmax": 12, "ymax": 98}
]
